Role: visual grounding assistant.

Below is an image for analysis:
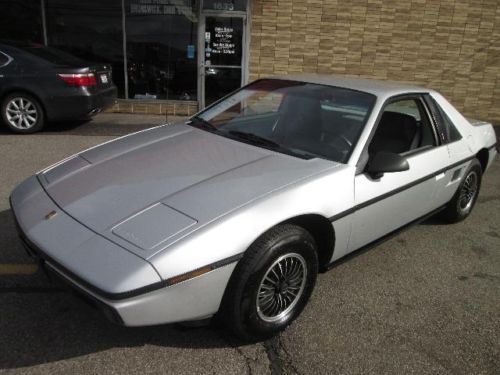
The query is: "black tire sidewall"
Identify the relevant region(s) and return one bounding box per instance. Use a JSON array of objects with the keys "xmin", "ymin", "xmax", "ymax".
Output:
[
  {"xmin": 1, "ymin": 93, "xmax": 45, "ymax": 133},
  {"xmin": 445, "ymin": 159, "xmax": 482, "ymax": 222},
  {"xmin": 224, "ymin": 225, "xmax": 318, "ymax": 340}
]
